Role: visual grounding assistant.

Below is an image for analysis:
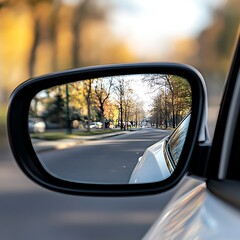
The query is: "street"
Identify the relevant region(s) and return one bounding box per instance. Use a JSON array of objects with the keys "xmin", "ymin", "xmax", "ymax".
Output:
[
  {"xmin": 37, "ymin": 128, "xmax": 171, "ymax": 184},
  {"xmin": 0, "ymin": 139, "xmax": 178, "ymax": 240}
]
